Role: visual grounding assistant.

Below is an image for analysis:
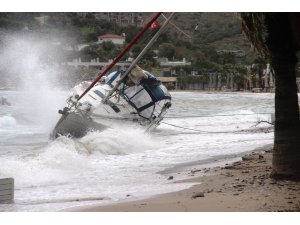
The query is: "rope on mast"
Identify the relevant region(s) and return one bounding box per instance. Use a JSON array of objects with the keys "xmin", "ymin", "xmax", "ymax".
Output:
[{"xmin": 161, "ymin": 13, "xmax": 191, "ymax": 39}]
